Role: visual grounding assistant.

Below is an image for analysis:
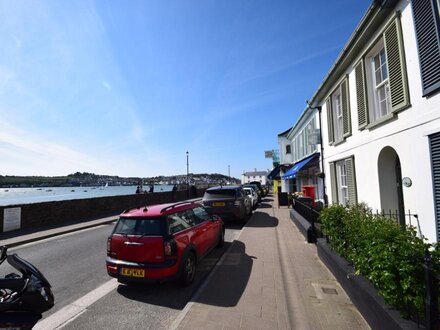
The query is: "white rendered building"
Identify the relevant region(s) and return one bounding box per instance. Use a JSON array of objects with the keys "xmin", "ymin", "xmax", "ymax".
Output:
[
  {"xmin": 277, "ymin": 108, "xmax": 325, "ymax": 202},
  {"xmin": 307, "ymin": 0, "xmax": 440, "ymax": 242},
  {"xmin": 241, "ymin": 171, "xmax": 269, "ymax": 185}
]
